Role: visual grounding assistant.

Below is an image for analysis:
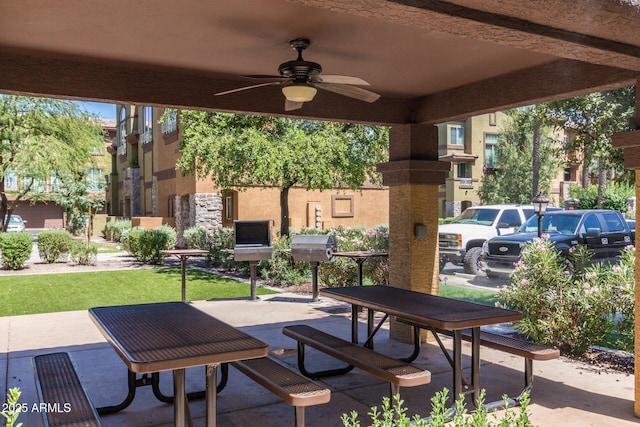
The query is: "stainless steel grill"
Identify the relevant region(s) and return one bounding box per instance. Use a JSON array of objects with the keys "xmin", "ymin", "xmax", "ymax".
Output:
[
  {"xmin": 290, "ymin": 234, "xmax": 337, "ymax": 302},
  {"xmin": 290, "ymin": 234, "xmax": 337, "ymax": 262},
  {"xmin": 233, "ymin": 220, "xmax": 273, "ymax": 262},
  {"xmin": 233, "ymin": 220, "xmax": 273, "ymax": 300}
]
